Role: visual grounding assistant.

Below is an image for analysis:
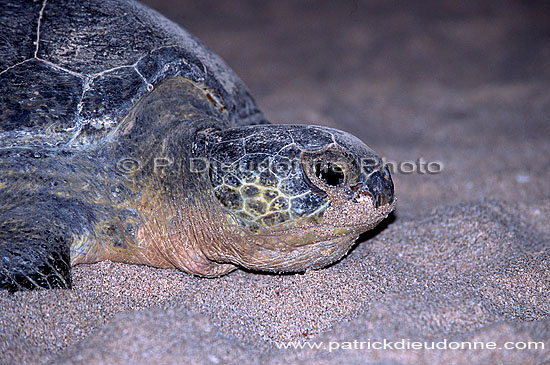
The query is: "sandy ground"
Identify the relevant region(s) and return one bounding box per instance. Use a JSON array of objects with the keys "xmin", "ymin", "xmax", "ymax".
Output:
[{"xmin": 1, "ymin": 0, "xmax": 549, "ymax": 364}]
